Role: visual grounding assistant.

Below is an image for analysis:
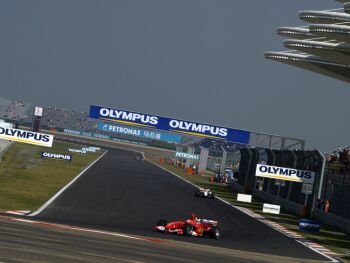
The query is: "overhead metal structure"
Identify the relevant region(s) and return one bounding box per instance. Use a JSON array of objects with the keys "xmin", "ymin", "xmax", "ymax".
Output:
[{"xmin": 265, "ymin": 0, "xmax": 350, "ymax": 83}]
